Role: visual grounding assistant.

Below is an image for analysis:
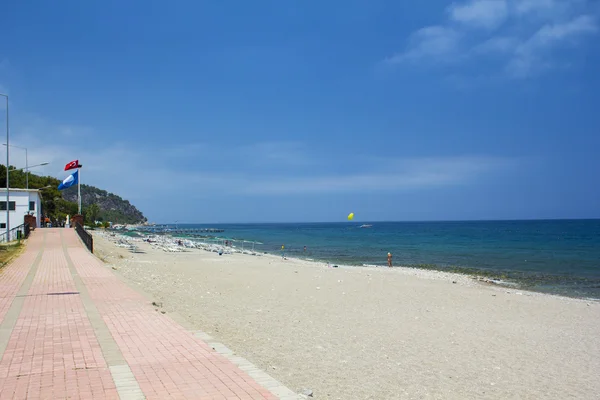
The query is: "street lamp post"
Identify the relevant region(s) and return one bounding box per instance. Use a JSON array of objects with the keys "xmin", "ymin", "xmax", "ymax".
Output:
[
  {"xmin": 6, "ymin": 162, "xmax": 50, "ymax": 228},
  {"xmin": 37, "ymin": 185, "xmax": 52, "ymax": 223},
  {"xmin": 1, "ymin": 93, "xmax": 8, "ymax": 242},
  {"xmin": 2, "ymin": 144, "xmax": 30, "ymax": 189},
  {"xmin": 8, "ymin": 162, "xmax": 49, "ymax": 175}
]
